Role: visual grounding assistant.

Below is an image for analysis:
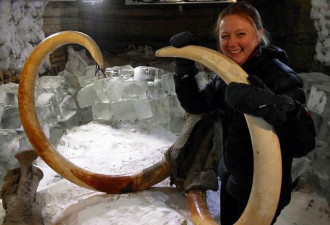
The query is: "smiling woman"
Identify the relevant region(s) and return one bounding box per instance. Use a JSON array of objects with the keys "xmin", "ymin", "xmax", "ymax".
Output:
[{"xmin": 167, "ymin": 1, "xmax": 315, "ymax": 225}]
